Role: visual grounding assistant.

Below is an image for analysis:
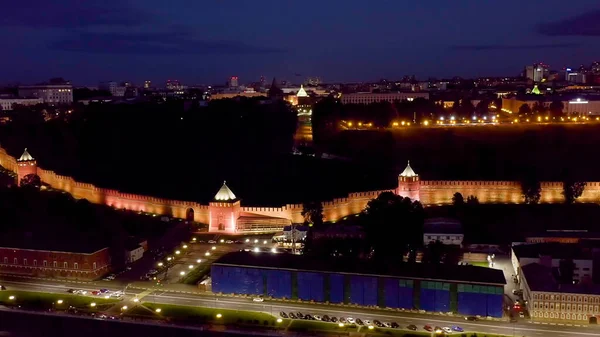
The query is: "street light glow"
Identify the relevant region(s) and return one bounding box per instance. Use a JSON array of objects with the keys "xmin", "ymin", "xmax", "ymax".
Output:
[
  {"xmin": 245, "ymin": 238, "xmax": 250, "ymax": 242},
  {"xmin": 276, "ymin": 318, "xmax": 283, "ymax": 323},
  {"xmin": 220, "ymin": 239, "xmax": 224, "ymax": 243},
  {"xmin": 57, "ymin": 299, "xmax": 63, "ymax": 304},
  {"xmin": 338, "ymin": 323, "xmax": 344, "ymax": 327},
  {"xmin": 122, "ymin": 306, "xmax": 128, "ymax": 310},
  {"xmin": 205, "ymin": 251, "xmax": 211, "ymax": 256},
  {"xmin": 211, "ymin": 246, "xmax": 216, "ymax": 250},
  {"xmin": 104, "ymin": 295, "xmax": 110, "ymax": 299},
  {"xmin": 155, "ymin": 308, "xmax": 162, "ymax": 313},
  {"xmin": 189, "ymin": 265, "xmax": 194, "ymax": 269},
  {"xmin": 180, "ymin": 271, "xmax": 185, "ymax": 276},
  {"xmin": 8, "ymin": 296, "xmax": 15, "ymax": 300},
  {"xmin": 167, "ymin": 257, "xmax": 172, "ymax": 261},
  {"xmin": 175, "ymin": 250, "xmax": 181, "ymax": 255},
  {"xmin": 216, "ymin": 313, "xmax": 222, "ymax": 318},
  {"xmin": 157, "ymin": 262, "xmax": 163, "ymax": 267},
  {"xmin": 254, "ymin": 247, "xmax": 260, "ymax": 253},
  {"xmin": 183, "ymin": 245, "xmax": 188, "ymax": 249},
  {"xmin": 90, "ymin": 302, "xmax": 96, "ymax": 307},
  {"xmin": 368, "ymin": 325, "xmax": 374, "ymax": 330},
  {"xmin": 196, "ymin": 259, "xmax": 202, "ymax": 263},
  {"xmin": 133, "ymin": 298, "xmax": 139, "ymax": 302},
  {"xmin": 271, "ymin": 248, "xmax": 277, "ymax": 253}
]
